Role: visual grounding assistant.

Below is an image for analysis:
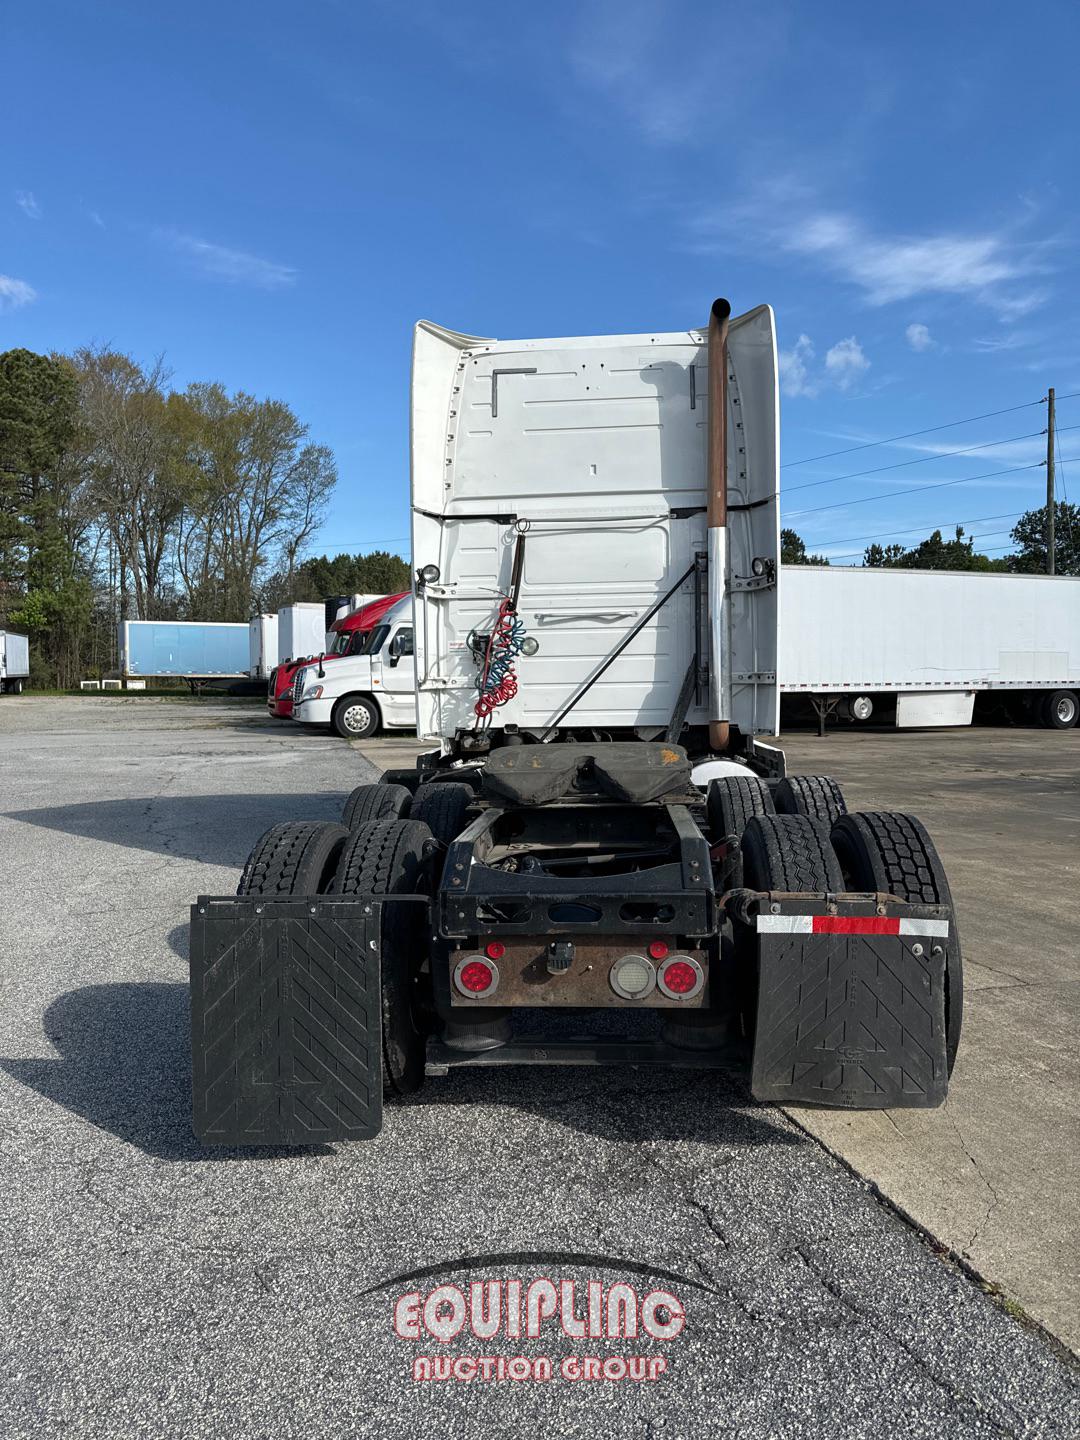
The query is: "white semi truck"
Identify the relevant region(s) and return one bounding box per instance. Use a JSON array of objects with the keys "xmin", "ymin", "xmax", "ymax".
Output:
[
  {"xmin": 0, "ymin": 631, "xmax": 30, "ymax": 694},
  {"xmin": 190, "ymin": 299, "xmax": 965, "ymax": 1146}
]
